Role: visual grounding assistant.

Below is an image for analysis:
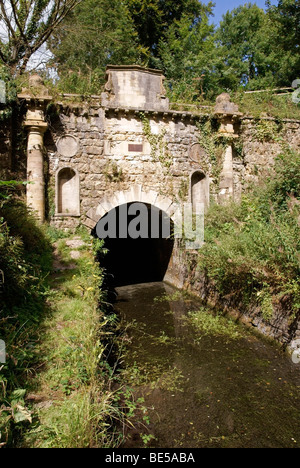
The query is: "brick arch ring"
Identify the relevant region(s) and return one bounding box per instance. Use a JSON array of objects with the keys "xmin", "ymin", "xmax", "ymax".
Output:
[{"xmin": 84, "ymin": 184, "xmax": 180, "ymax": 228}]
